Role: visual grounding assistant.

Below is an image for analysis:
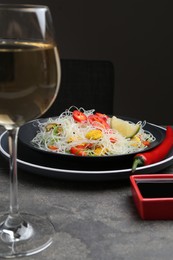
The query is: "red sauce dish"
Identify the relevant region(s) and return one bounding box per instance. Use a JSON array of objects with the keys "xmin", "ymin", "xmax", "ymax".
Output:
[{"xmin": 130, "ymin": 174, "xmax": 173, "ymax": 220}]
